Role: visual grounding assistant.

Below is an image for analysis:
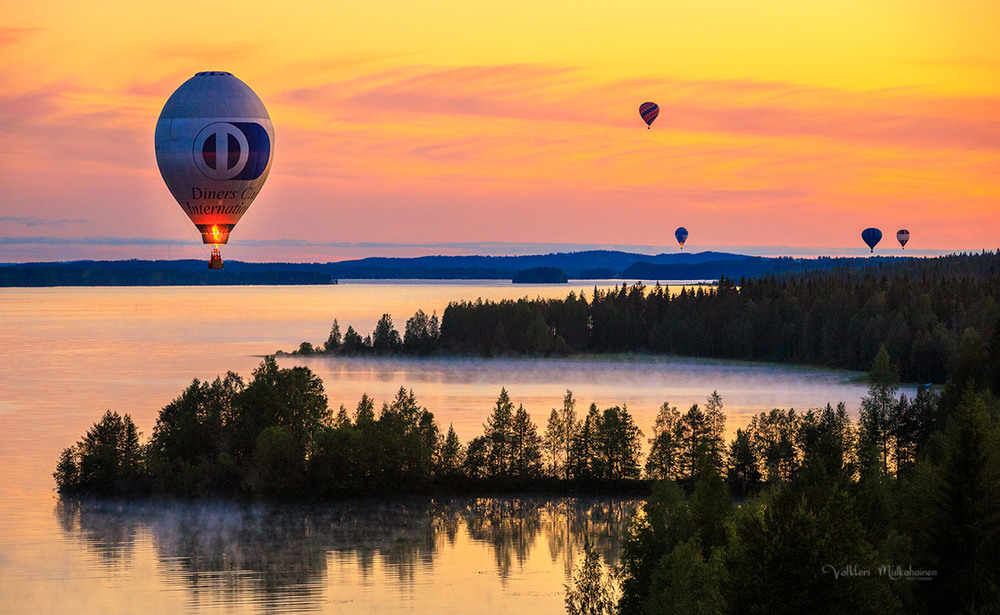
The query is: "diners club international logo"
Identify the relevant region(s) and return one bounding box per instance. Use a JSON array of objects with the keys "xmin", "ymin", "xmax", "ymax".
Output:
[{"xmin": 193, "ymin": 122, "xmax": 270, "ymax": 181}]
